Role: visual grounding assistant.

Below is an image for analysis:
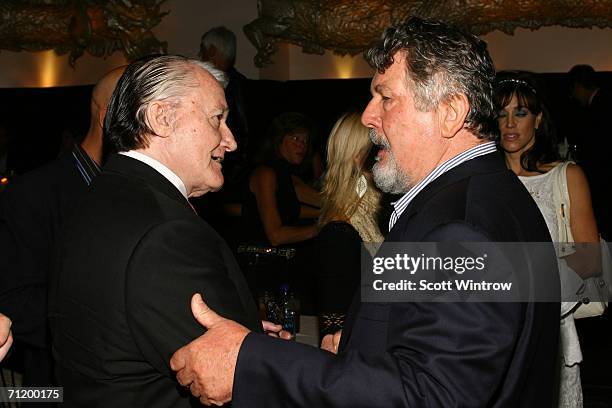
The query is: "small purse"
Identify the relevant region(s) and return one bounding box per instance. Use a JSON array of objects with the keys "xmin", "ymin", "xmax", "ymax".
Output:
[
  {"xmin": 572, "ymin": 239, "xmax": 612, "ymax": 319},
  {"xmin": 553, "ymin": 161, "xmax": 610, "ymax": 319}
]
